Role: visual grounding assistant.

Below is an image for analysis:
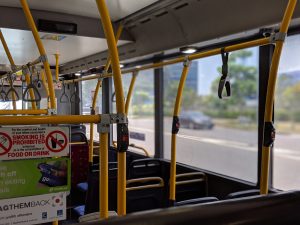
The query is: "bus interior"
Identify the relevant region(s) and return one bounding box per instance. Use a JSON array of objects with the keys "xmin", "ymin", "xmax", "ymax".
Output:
[{"xmin": 0, "ymin": 0, "xmax": 300, "ymax": 225}]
